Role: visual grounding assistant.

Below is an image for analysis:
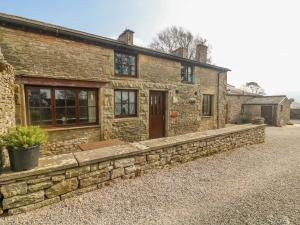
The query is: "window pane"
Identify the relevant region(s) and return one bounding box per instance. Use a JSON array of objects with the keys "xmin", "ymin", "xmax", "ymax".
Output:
[
  {"xmin": 66, "ymin": 90, "xmax": 76, "ymax": 106},
  {"xmin": 40, "ymin": 108, "xmax": 52, "ymax": 125},
  {"xmin": 56, "ymin": 107, "xmax": 66, "ymax": 124},
  {"xmin": 129, "ymin": 103, "xmax": 136, "ymax": 115},
  {"xmin": 28, "ymin": 88, "xmax": 40, "ymax": 107},
  {"xmin": 79, "ymin": 90, "xmax": 88, "ymax": 106},
  {"xmin": 80, "ymin": 107, "xmax": 88, "ymax": 123},
  {"xmin": 67, "ymin": 107, "xmax": 76, "ymax": 124},
  {"xmin": 115, "ymin": 103, "xmax": 121, "ymax": 116},
  {"xmin": 40, "ymin": 89, "xmax": 51, "ymax": 107},
  {"xmin": 122, "ymin": 65, "xmax": 129, "ymax": 75},
  {"xmin": 115, "ymin": 91, "xmax": 121, "ymax": 104},
  {"xmin": 129, "ymin": 55, "xmax": 135, "ymax": 65},
  {"xmin": 130, "ymin": 65, "xmax": 135, "ymax": 76},
  {"xmin": 30, "ymin": 108, "xmax": 40, "ymax": 125},
  {"xmin": 55, "ymin": 90, "xmax": 65, "ymax": 107},
  {"xmin": 129, "ymin": 91, "xmax": 135, "ymax": 104},
  {"xmin": 122, "ymin": 91, "xmax": 129, "ymax": 103},
  {"xmin": 121, "ymin": 102, "xmax": 128, "ymax": 115},
  {"xmin": 88, "ymin": 107, "xmax": 96, "ymax": 123},
  {"xmin": 88, "ymin": 91, "xmax": 96, "ymax": 106}
]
